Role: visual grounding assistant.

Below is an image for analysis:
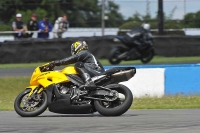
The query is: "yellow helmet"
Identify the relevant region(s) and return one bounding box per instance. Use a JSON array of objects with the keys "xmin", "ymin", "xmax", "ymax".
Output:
[{"xmin": 71, "ymin": 41, "xmax": 88, "ymax": 55}]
